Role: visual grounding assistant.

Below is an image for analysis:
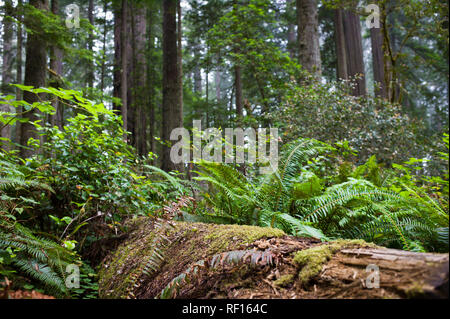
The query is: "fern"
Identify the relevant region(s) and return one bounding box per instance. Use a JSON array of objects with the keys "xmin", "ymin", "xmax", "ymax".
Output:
[
  {"xmin": 192, "ymin": 137, "xmax": 448, "ymax": 252},
  {"xmin": 0, "ymin": 222, "xmax": 76, "ymax": 296},
  {"xmin": 125, "ymin": 218, "xmax": 175, "ymax": 299},
  {"xmin": 0, "ymin": 158, "xmax": 72, "ymax": 296}
]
